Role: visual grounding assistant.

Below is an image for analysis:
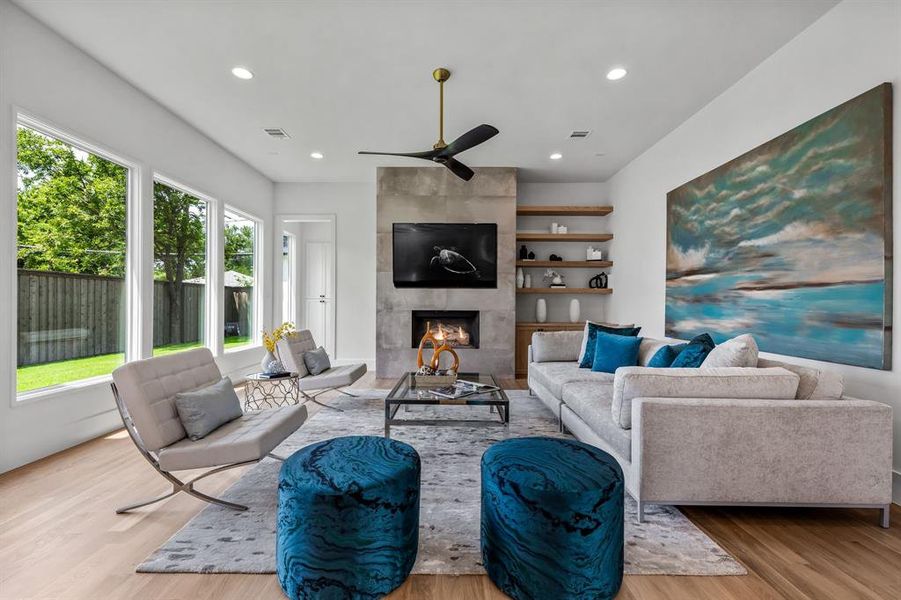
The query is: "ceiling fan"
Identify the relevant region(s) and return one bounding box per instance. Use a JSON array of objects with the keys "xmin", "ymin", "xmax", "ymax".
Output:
[{"xmin": 358, "ymin": 68, "xmax": 499, "ymax": 181}]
